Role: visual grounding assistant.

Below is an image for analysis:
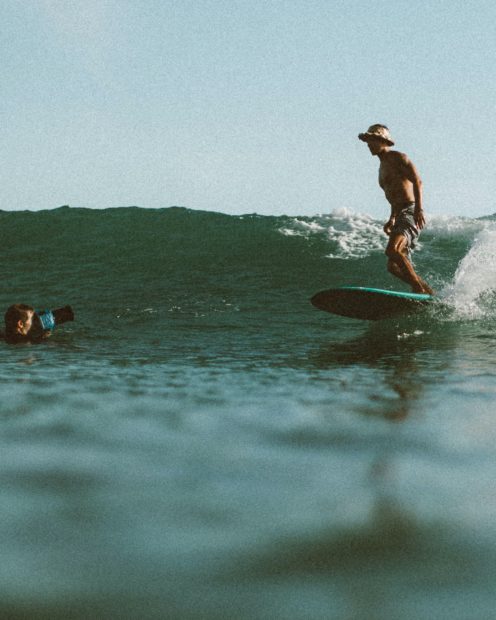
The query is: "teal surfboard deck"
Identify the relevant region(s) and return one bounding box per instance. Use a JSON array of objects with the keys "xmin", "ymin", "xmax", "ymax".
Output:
[{"xmin": 311, "ymin": 286, "xmax": 433, "ymax": 321}]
